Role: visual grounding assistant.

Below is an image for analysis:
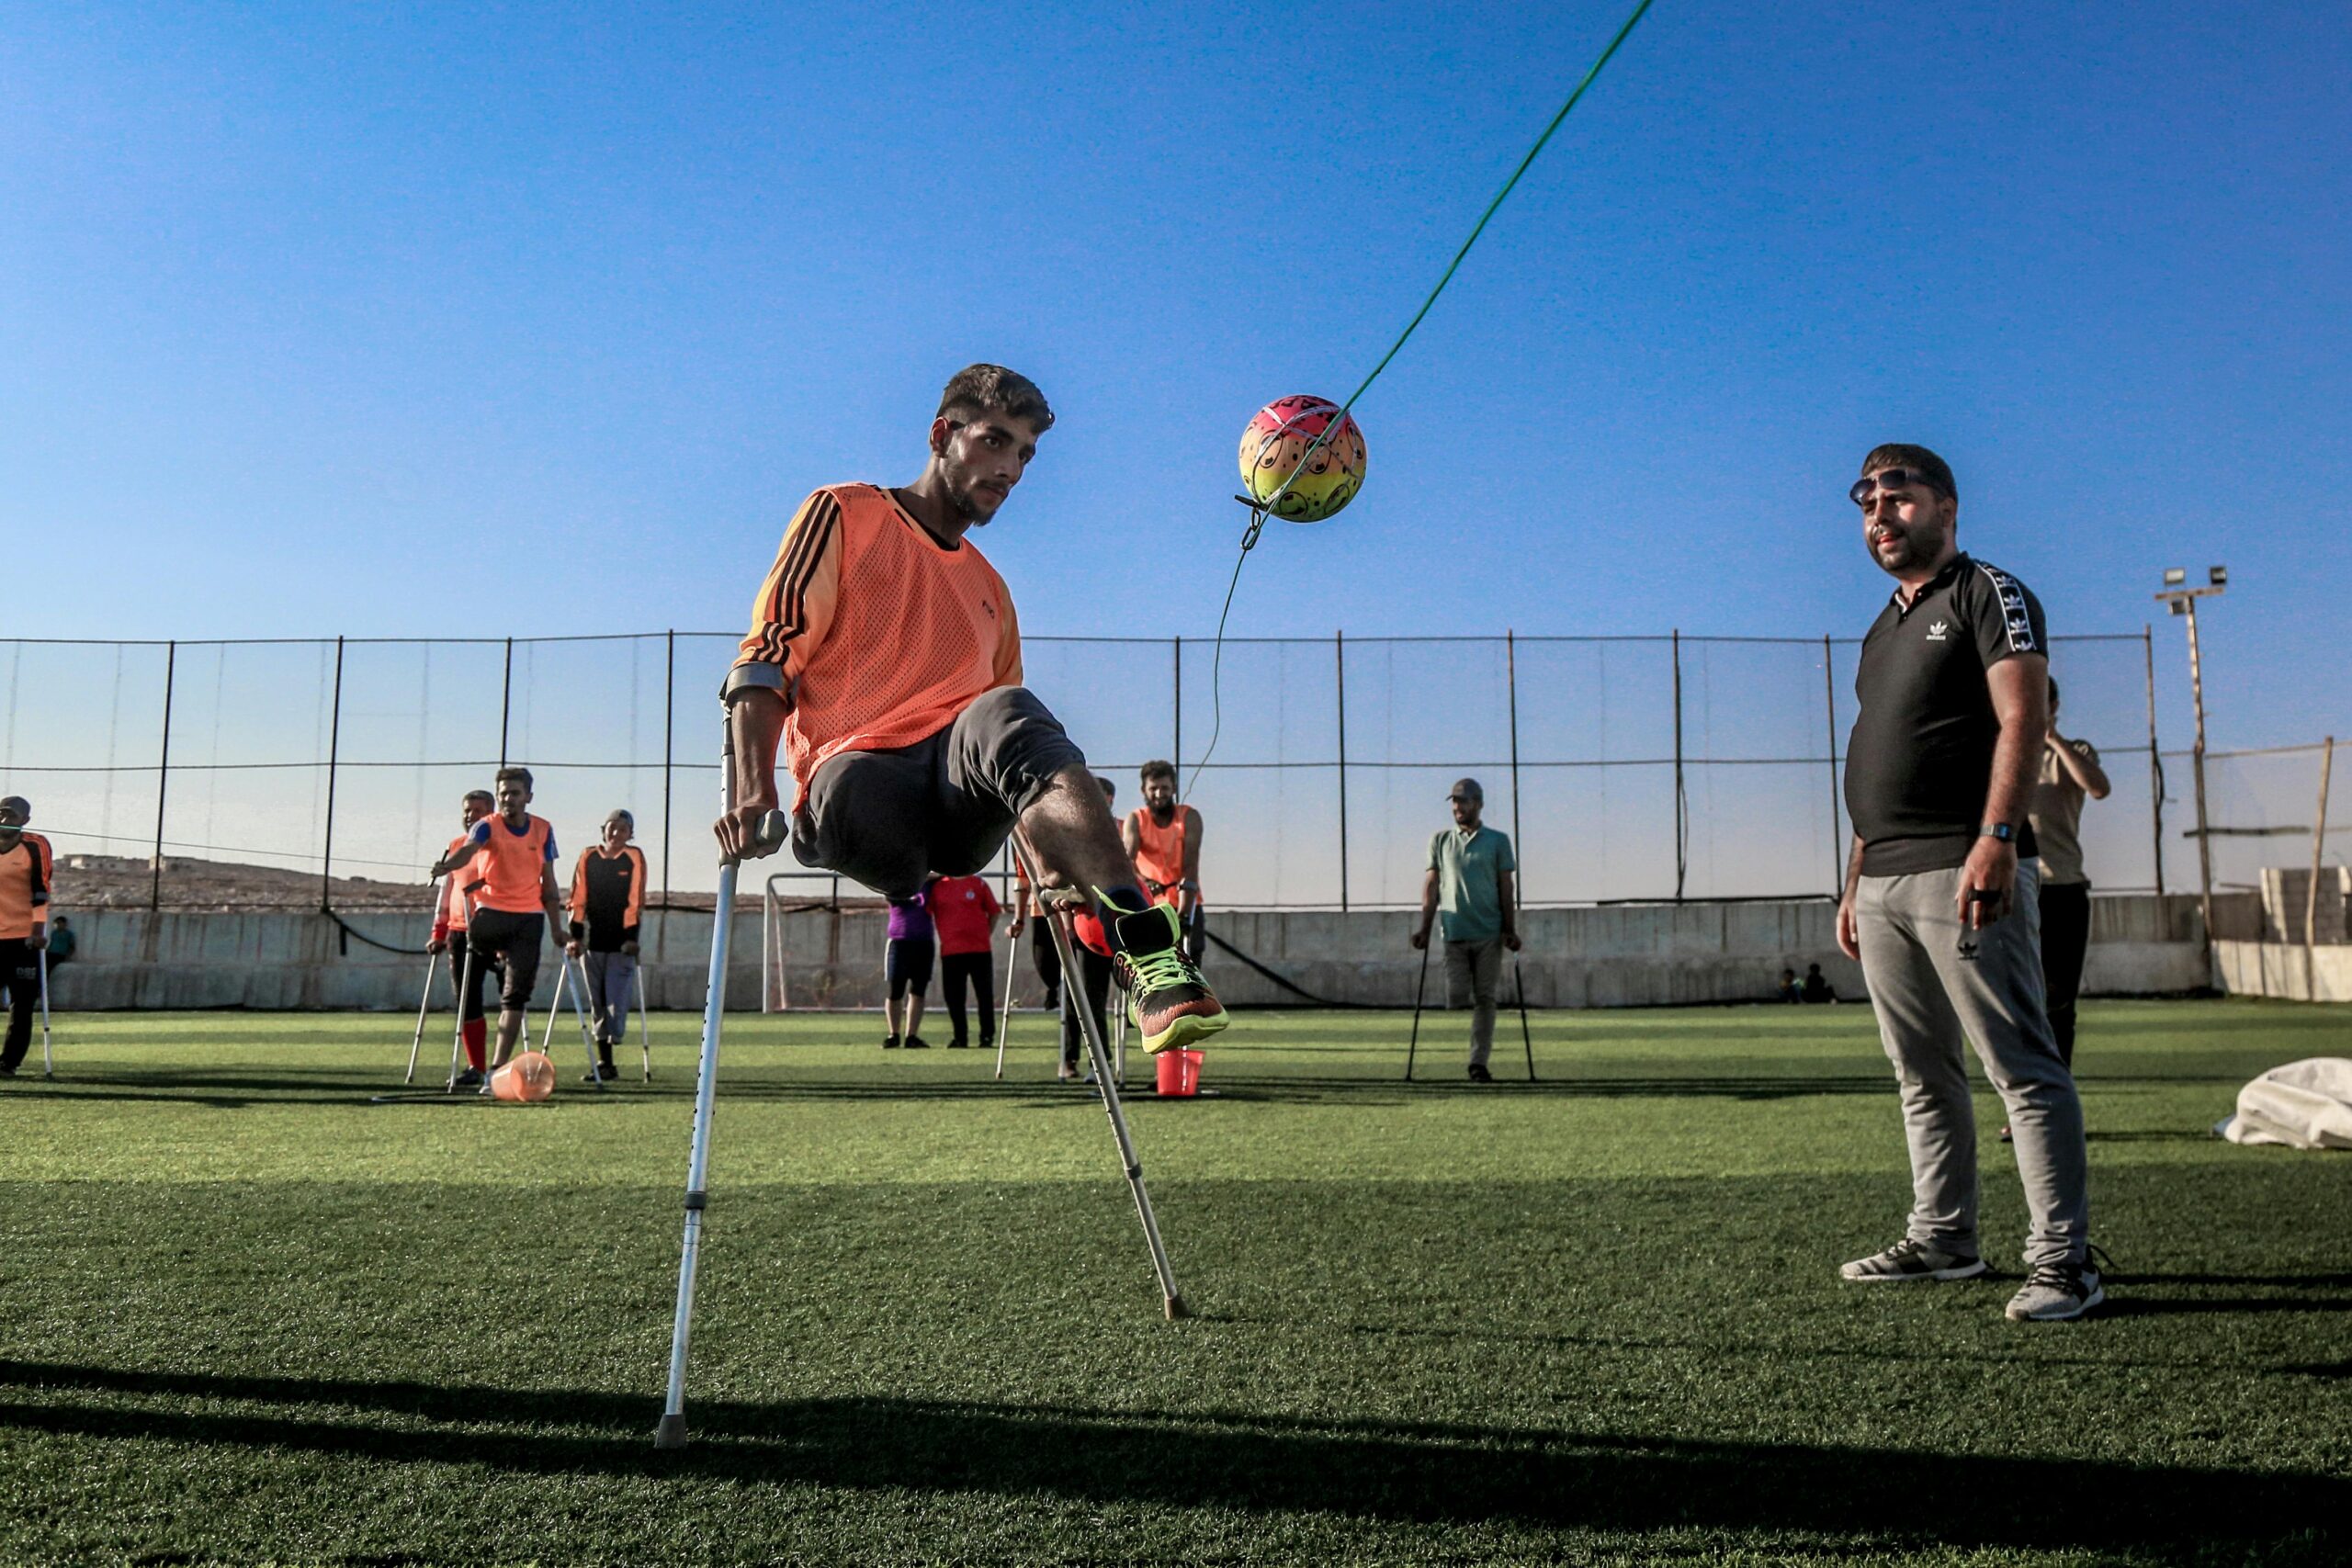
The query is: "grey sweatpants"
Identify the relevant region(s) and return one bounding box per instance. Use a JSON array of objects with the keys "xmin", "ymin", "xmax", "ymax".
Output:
[
  {"xmin": 580, "ymin": 950, "xmax": 638, "ymax": 1046},
  {"xmin": 1443, "ymin": 938, "xmax": 1504, "ymax": 1066},
  {"xmin": 1855, "ymin": 860, "xmax": 2089, "ymax": 1269}
]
